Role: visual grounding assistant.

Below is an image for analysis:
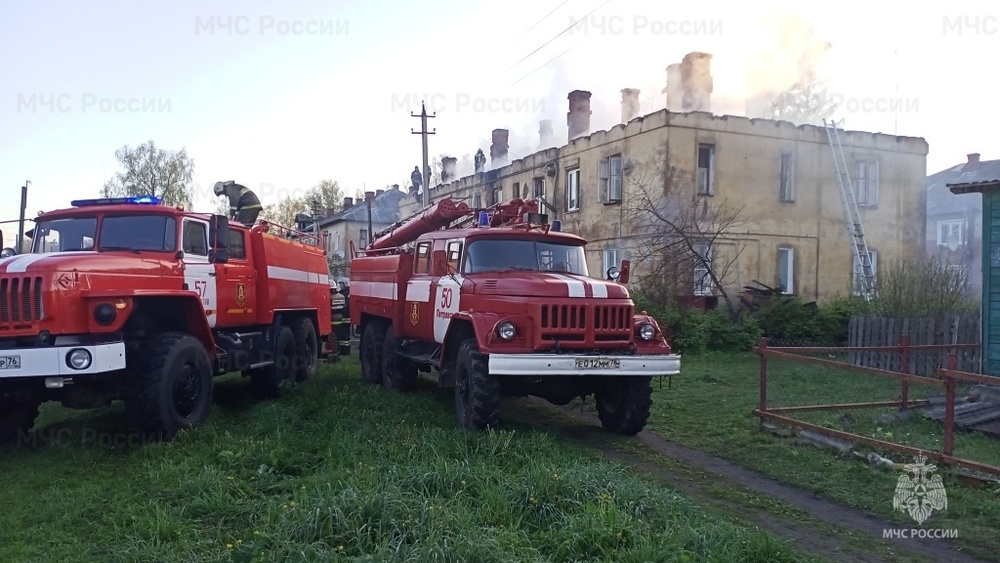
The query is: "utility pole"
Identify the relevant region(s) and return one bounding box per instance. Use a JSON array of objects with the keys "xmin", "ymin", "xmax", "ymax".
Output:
[
  {"xmin": 17, "ymin": 181, "xmax": 29, "ymax": 253},
  {"xmin": 411, "ymin": 101, "xmax": 436, "ymax": 207}
]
